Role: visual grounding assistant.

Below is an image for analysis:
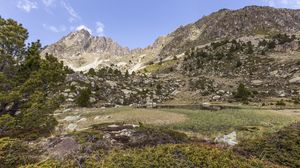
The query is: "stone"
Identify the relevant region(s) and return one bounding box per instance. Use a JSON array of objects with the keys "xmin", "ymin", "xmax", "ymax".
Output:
[
  {"xmin": 214, "ymin": 131, "xmax": 238, "ymax": 146},
  {"xmin": 117, "ymin": 129, "xmax": 134, "ymax": 137},
  {"xmin": 77, "ymin": 118, "xmax": 87, "ymax": 123},
  {"xmin": 94, "ymin": 116, "xmax": 101, "ymax": 120},
  {"xmin": 66, "ymin": 98, "xmax": 75, "ymax": 102},
  {"xmin": 47, "ymin": 137, "xmax": 79, "ymax": 160},
  {"xmin": 62, "ymin": 93, "xmax": 69, "ymax": 97},
  {"xmin": 89, "ymin": 97, "xmax": 97, "ymax": 103},
  {"xmin": 70, "ymin": 81, "xmax": 78, "ymax": 86},
  {"xmin": 212, "ymin": 95, "xmax": 221, "ymax": 101},
  {"xmin": 202, "ymin": 102, "xmax": 211, "ymax": 108},
  {"xmin": 289, "ymin": 77, "xmax": 300, "ymax": 84},
  {"xmin": 278, "ymin": 90, "xmax": 286, "ymax": 97},
  {"xmin": 63, "ymin": 115, "xmax": 81, "ymax": 122},
  {"xmin": 270, "ymin": 70, "xmax": 279, "ymax": 76},
  {"xmin": 67, "ymin": 123, "xmax": 78, "ymax": 131},
  {"xmin": 68, "ymin": 93, "xmax": 76, "ymax": 98},
  {"xmin": 216, "ymin": 90, "xmax": 225, "ymax": 95},
  {"xmin": 251, "ymin": 80, "xmax": 263, "ymax": 86},
  {"xmin": 63, "ymin": 108, "xmax": 72, "ymax": 113},
  {"xmin": 64, "ymin": 89, "xmax": 71, "ymax": 93}
]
